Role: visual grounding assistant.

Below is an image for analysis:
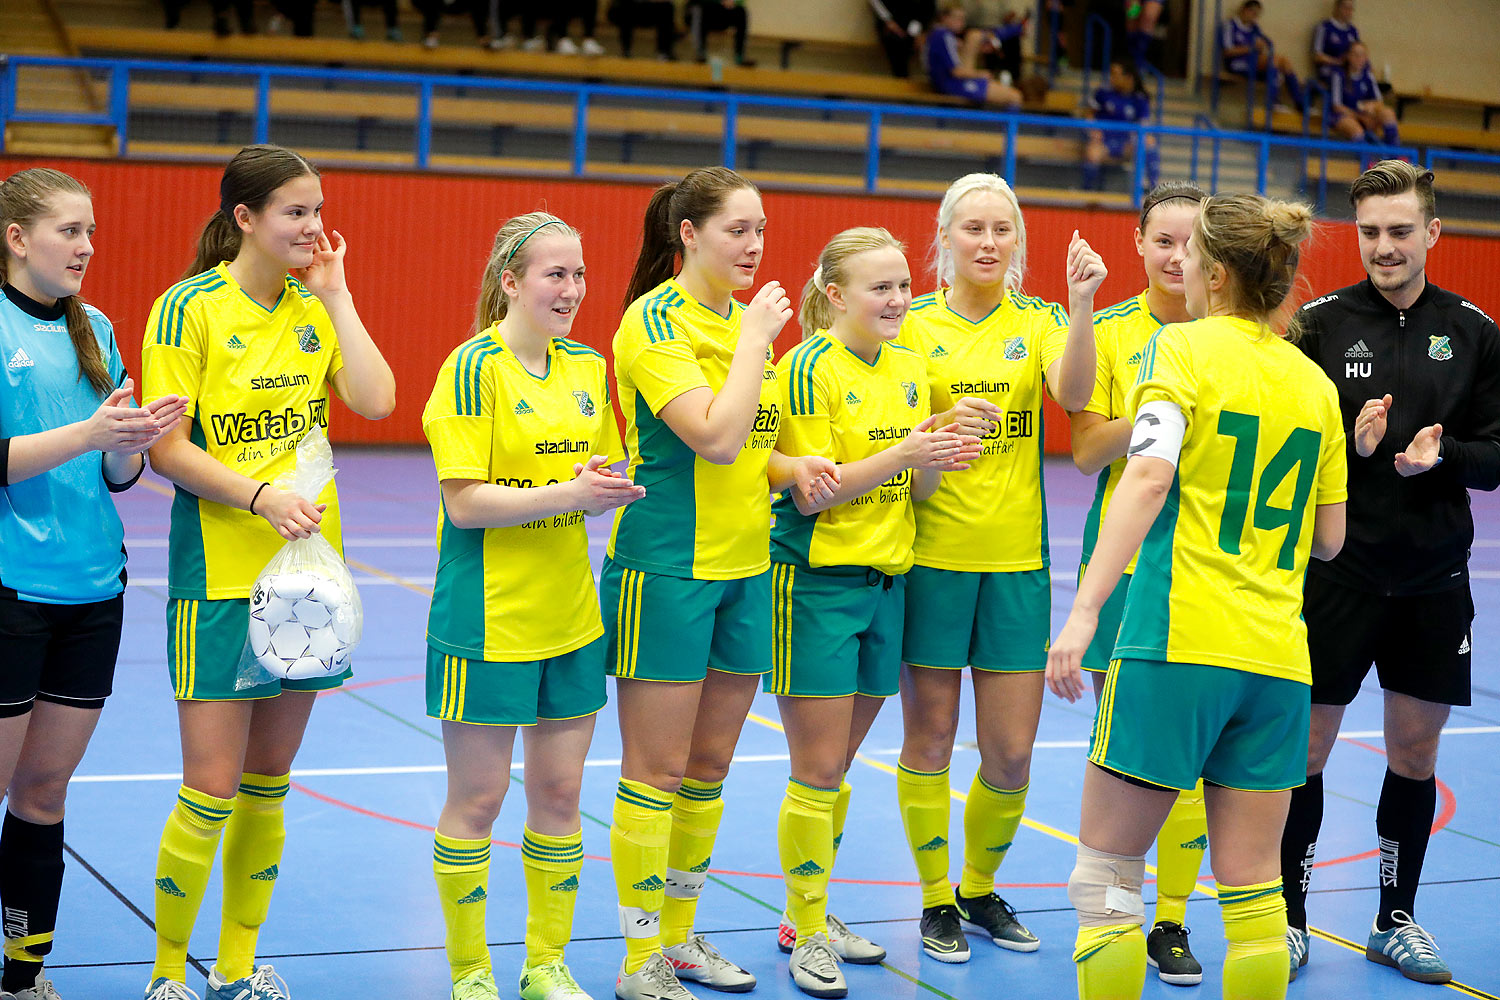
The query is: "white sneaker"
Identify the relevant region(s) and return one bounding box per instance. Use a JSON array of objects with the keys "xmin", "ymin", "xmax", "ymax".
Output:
[
  {"xmin": 555, "ymin": 37, "xmax": 579, "ymax": 54},
  {"xmin": 492, "ymin": 32, "xmax": 516, "ymax": 49},
  {"xmin": 522, "ymin": 36, "xmax": 547, "ymax": 52},
  {"xmin": 777, "ymin": 913, "xmax": 886, "ymax": 964},
  {"xmin": 788, "ymin": 933, "xmax": 846, "ymax": 999},
  {"xmin": 3, "ymin": 977, "xmax": 63, "ymax": 1000},
  {"xmin": 614, "ymin": 953, "xmax": 695, "ymax": 1000},
  {"xmin": 663, "ymin": 934, "xmax": 756, "ymax": 993},
  {"xmin": 205, "ymin": 964, "xmax": 288, "ymax": 1000},
  {"xmin": 422, "ymin": 32, "xmax": 439, "ymax": 48},
  {"xmin": 580, "ymin": 37, "xmax": 606, "ymax": 56},
  {"xmin": 144, "ymin": 981, "xmax": 200, "ymax": 1000}
]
